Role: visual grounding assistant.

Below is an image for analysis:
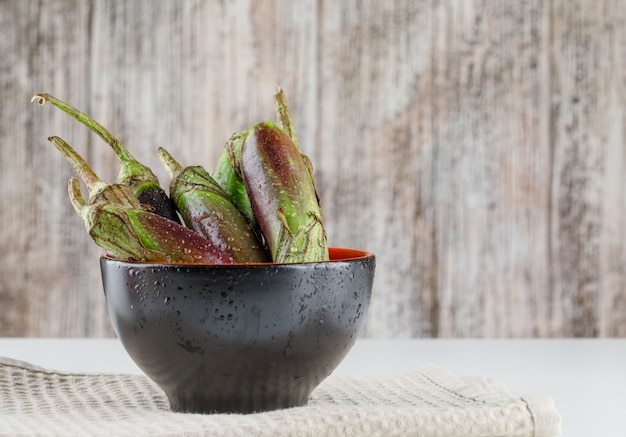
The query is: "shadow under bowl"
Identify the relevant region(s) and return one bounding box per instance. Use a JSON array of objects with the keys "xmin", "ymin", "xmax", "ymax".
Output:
[{"xmin": 100, "ymin": 247, "xmax": 375, "ymax": 414}]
